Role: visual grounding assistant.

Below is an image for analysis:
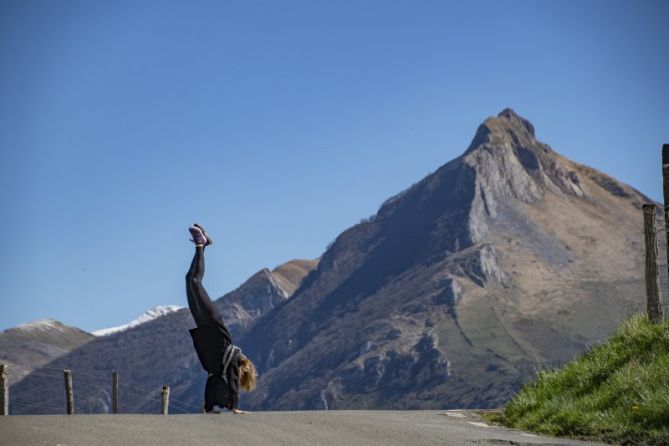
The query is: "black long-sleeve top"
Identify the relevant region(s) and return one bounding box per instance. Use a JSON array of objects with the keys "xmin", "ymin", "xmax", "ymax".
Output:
[{"xmin": 189, "ymin": 320, "xmax": 240, "ymax": 410}]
